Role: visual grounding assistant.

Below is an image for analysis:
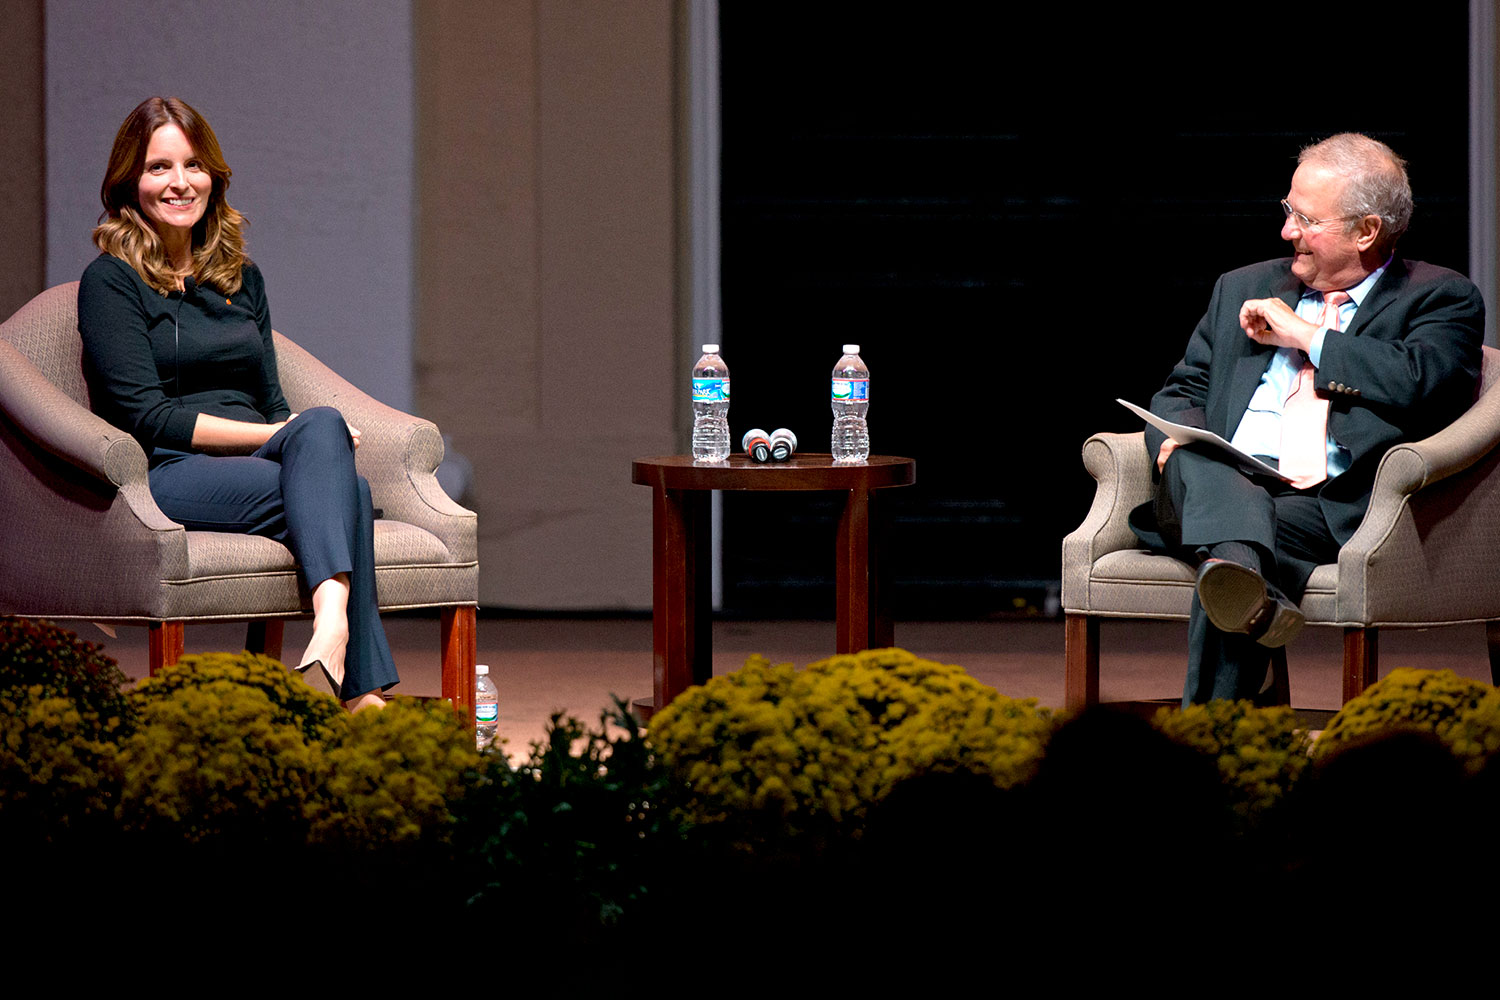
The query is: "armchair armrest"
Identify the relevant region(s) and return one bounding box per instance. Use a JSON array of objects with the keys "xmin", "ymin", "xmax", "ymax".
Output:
[
  {"xmin": 0, "ymin": 340, "xmax": 178, "ymax": 532},
  {"xmin": 0, "ymin": 335, "xmax": 192, "ymax": 616},
  {"xmin": 273, "ymin": 333, "xmax": 477, "ymax": 563},
  {"xmin": 1345, "ymin": 364, "xmax": 1500, "ymax": 555},
  {"xmin": 1338, "ymin": 356, "xmax": 1500, "ymax": 623},
  {"xmin": 1061, "ymin": 431, "xmax": 1154, "ymax": 610}
]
